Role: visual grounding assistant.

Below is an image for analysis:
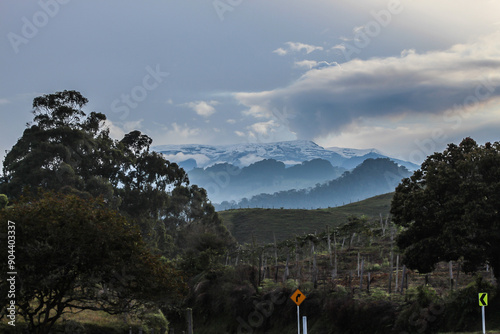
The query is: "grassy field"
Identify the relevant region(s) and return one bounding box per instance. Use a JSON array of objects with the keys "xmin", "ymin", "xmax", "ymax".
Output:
[{"xmin": 219, "ymin": 192, "xmax": 393, "ymax": 244}]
